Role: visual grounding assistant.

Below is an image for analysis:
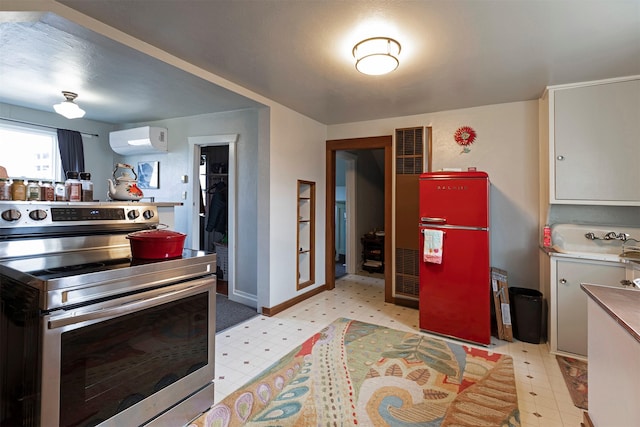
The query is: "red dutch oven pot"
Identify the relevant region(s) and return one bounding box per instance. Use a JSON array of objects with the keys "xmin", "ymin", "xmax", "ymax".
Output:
[{"xmin": 126, "ymin": 228, "xmax": 186, "ymax": 259}]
